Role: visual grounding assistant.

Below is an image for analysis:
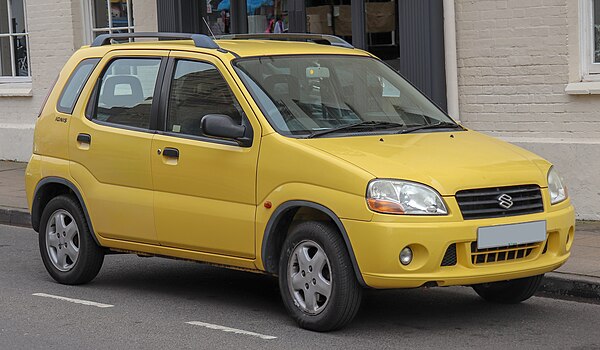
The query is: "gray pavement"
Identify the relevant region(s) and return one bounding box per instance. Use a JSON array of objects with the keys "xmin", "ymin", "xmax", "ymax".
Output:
[
  {"xmin": 0, "ymin": 161, "xmax": 28, "ymax": 210},
  {"xmin": 1, "ymin": 224, "xmax": 600, "ymax": 349},
  {"xmin": 1, "ymin": 160, "xmax": 599, "ymax": 300}
]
